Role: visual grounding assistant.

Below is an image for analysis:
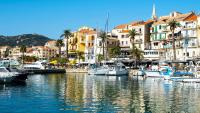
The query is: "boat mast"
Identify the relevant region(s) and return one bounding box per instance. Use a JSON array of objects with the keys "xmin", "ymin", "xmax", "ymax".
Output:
[{"xmin": 104, "ymin": 13, "xmax": 109, "ymax": 61}]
